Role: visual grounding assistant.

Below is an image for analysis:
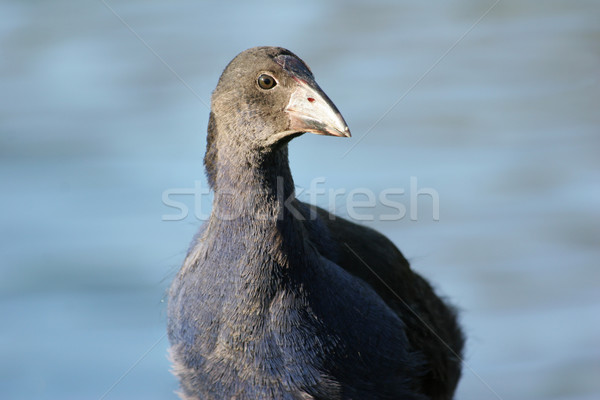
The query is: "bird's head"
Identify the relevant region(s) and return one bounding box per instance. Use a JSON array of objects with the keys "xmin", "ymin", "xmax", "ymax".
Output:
[{"xmin": 209, "ymin": 46, "xmax": 351, "ymax": 151}]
